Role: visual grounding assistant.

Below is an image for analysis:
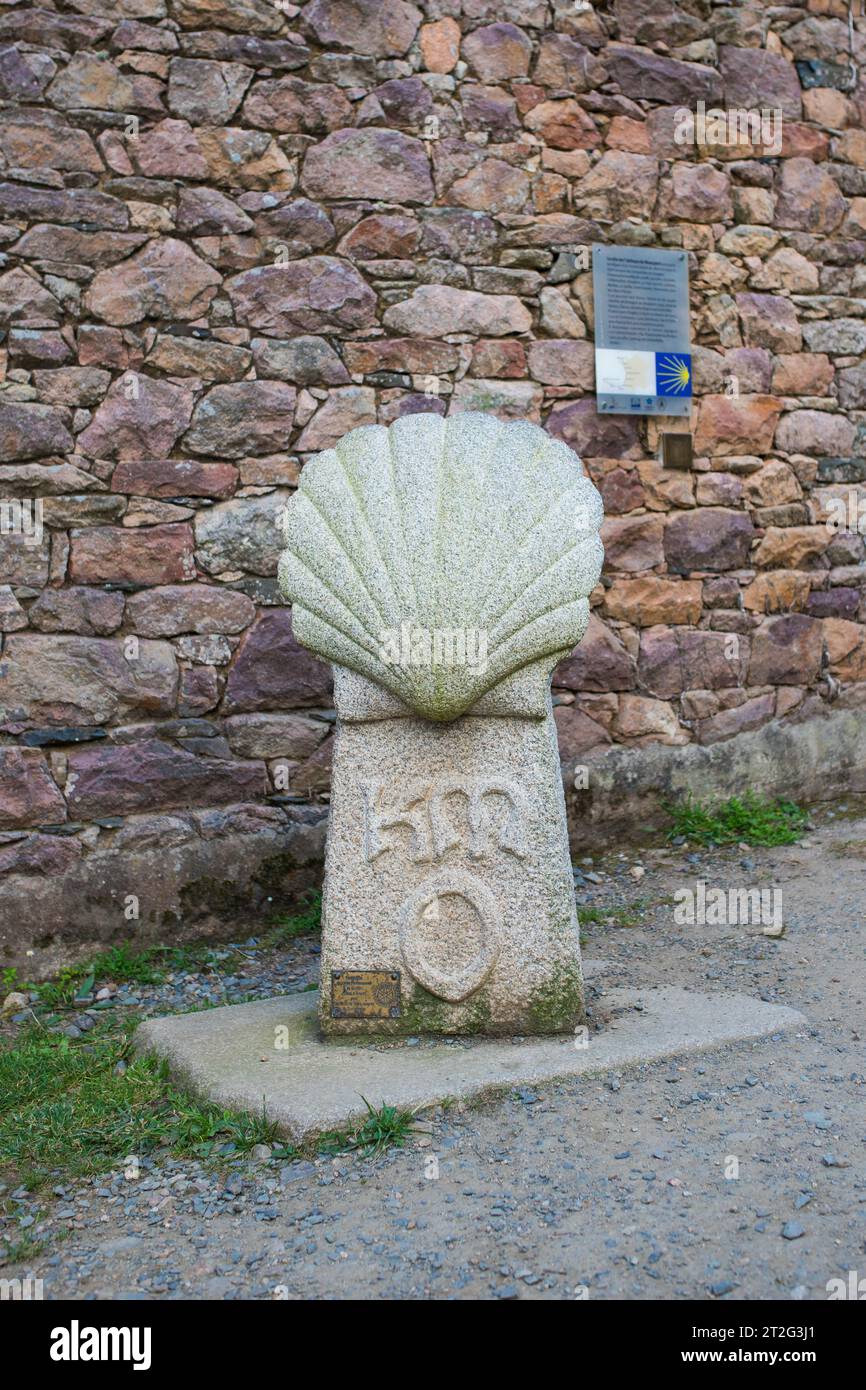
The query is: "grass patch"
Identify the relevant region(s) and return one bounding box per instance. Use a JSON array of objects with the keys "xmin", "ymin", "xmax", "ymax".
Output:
[
  {"xmin": 262, "ymin": 889, "xmax": 322, "ymax": 947},
  {"xmin": 1, "ymin": 1021, "xmax": 416, "ymax": 1262},
  {"xmin": 3, "ymin": 891, "xmax": 324, "ymax": 1012},
  {"xmin": 0, "ymin": 1233, "xmax": 48, "ymax": 1264},
  {"xmin": 663, "ymin": 792, "xmax": 808, "ymax": 848},
  {"xmin": 580, "ymin": 899, "xmax": 651, "ymax": 929},
  {"xmin": 0, "ymin": 1020, "xmax": 279, "ymax": 1205},
  {"xmin": 0, "ymin": 885, "xmax": 399, "ymax": 1251},
  {"xmin": 4, "ymin": 942, "xmax": 224, "ymax": 1013},
  {"xmin": 0, "ymin": 1016, "xmax": 408, "ymax": 1256},
  {"xmin": 317, "ymin": 1098, "xmax": 415, "ymax": 1157}
]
